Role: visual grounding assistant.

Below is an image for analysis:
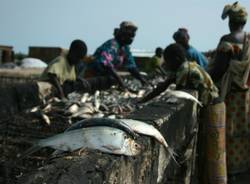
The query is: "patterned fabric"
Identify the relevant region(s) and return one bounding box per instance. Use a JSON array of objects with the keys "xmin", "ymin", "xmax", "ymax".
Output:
[
  {"xmin": 175, "ymin": 61, "xmax": 219, "ymax": 106},
  {"xmin": 145, "ymin": 55, "xmax": 161, "ymax": 73},
  {"xmin": 206, "ymin": 102, "xmax": 227, "ymax": 184},
  {"xmin": 187, "ymin": 46, "xmax": 208, "ymax": 69},
  {"xmin": 40, "ymin": 55, "xmax": 76, "ymax": 85},
  {"xmin": 216, "ymin": 33, "xmax": 250, "ymax": 174},
  {"xmin": 87, "ymin": 39, "xmax": 136, "ymax": 76},
  {"xmin": 225, "ymin": 90, "xmax": 250, "ymax": 174},
  {"xmin": 217, "ymin": 41, "xmax": 243, "ymax": 57},
  {"xmin": 222, "ymin": 2, "xmax": 248, "ymax": 22}
]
